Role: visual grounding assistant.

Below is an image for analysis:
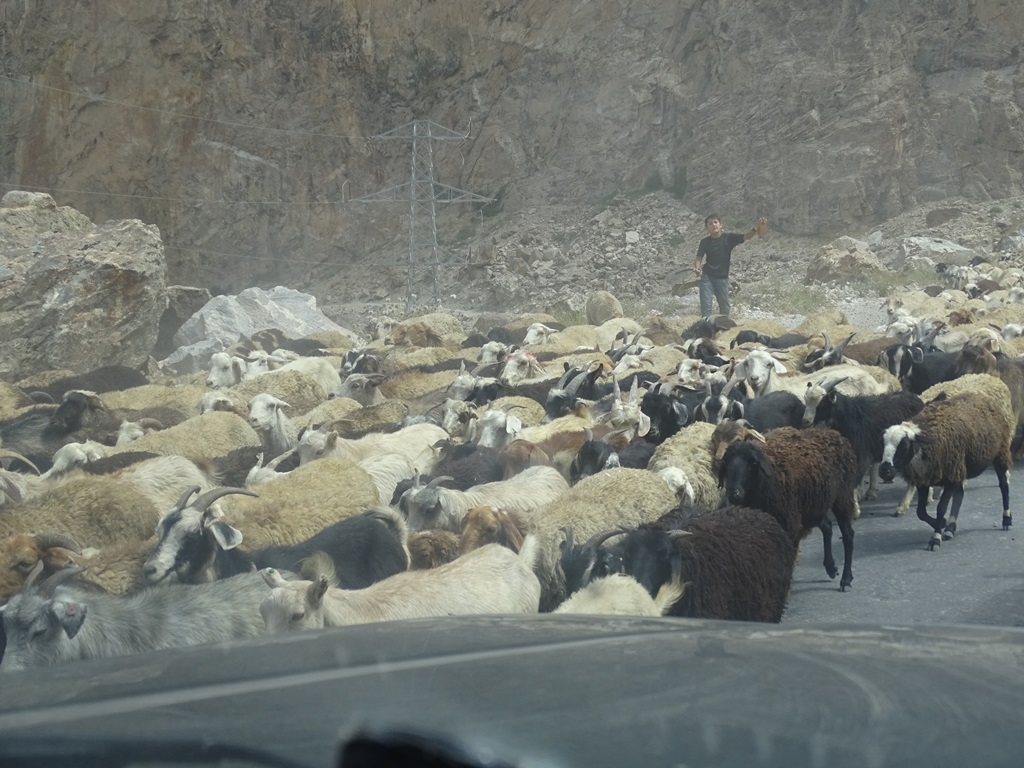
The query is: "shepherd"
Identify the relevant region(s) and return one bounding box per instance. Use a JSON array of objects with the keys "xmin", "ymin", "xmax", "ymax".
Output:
[{"xmin": 693, "ymin": 214, "xmax": 769, "ymax": 317}]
